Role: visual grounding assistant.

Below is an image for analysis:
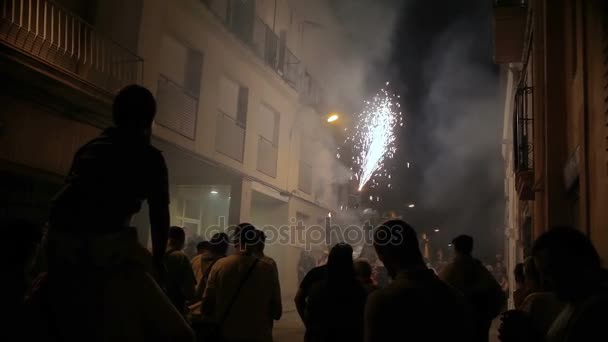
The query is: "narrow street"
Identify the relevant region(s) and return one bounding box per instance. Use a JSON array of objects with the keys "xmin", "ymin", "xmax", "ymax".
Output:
[
  {"xmin": 273, "ymin": 310, "xmax": 305, "ymax": 342},
  {"xmin": 273, "ymin": 309, "xmax": 500, "ymax": 342}
]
